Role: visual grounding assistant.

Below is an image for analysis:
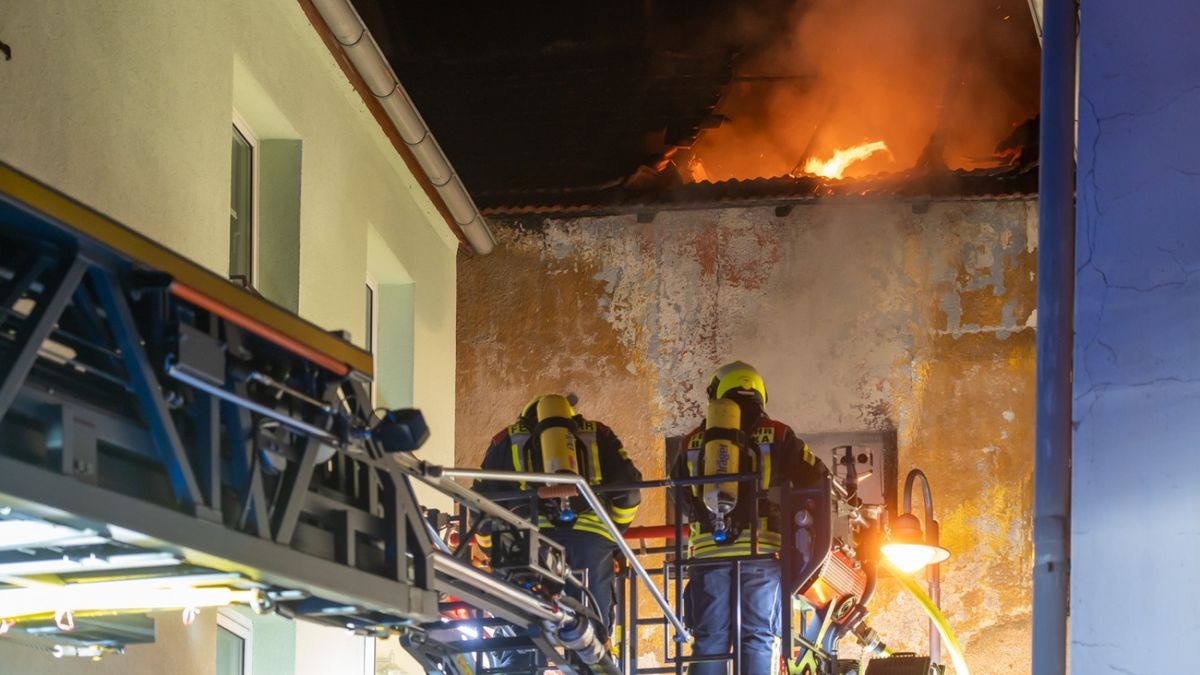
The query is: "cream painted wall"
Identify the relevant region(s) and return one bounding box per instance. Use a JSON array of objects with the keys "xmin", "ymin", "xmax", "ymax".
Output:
[
  {"xmin": 0, "ymin": 0, "xmax": 457, "ymax": 462},
  {"xmin": 294, "ymin": 622, "xmax": 373, "ymax": 675},
  {"xmin": 0, "ymin": 1, "xmax": 230, "ymax": 269},
  {"xmin": 0, "ymin": 0, "xmax": 457, "ymax": 672}
]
